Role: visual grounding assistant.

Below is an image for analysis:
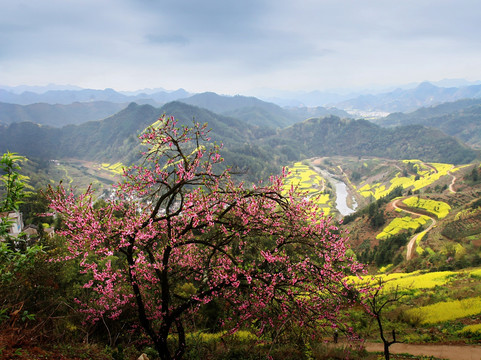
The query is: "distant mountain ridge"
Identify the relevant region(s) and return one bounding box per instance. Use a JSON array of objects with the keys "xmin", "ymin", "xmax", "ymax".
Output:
[
  {"xmin": 0, "ymin": 101, "xmax": 127, "ymax": 127},
  {"xmin": 334, "ymin": 82, "xmax": 481, "ymax": 113},
  {"xmin": 0, "ymin": 87, "xmax": 191, "ymax": 106},
  {"xmin": 270, "ymin": 116, "xmax": 478, "ymax": 164},
  {"xmin": 179, "ymin": 92, "xmax": 350, "ymax": 128},
  {"xmin": 374, "ymin": 98, "xmax": 481, "ymax": 148}
]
